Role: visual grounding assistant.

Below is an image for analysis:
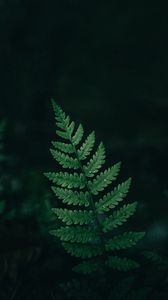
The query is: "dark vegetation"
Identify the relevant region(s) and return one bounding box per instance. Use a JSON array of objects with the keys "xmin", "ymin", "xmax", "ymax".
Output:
[{"xmin": 0, "ymin": 1, "xmax": 168, "ymax": 299}]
